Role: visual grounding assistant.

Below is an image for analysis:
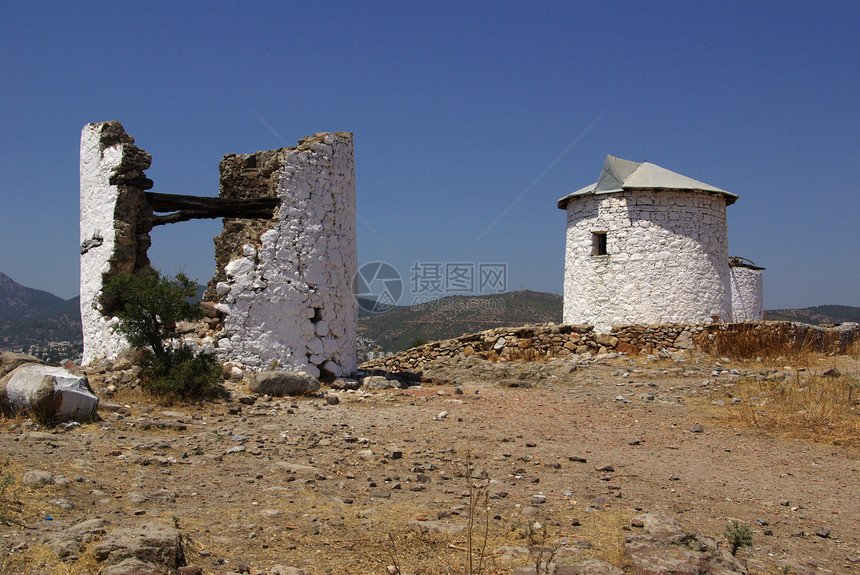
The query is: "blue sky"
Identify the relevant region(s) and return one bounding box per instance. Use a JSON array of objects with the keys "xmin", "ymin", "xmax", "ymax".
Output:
[{"xmin": 0, "ymin": 1, "xmax": 857, "ymax": 309}]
